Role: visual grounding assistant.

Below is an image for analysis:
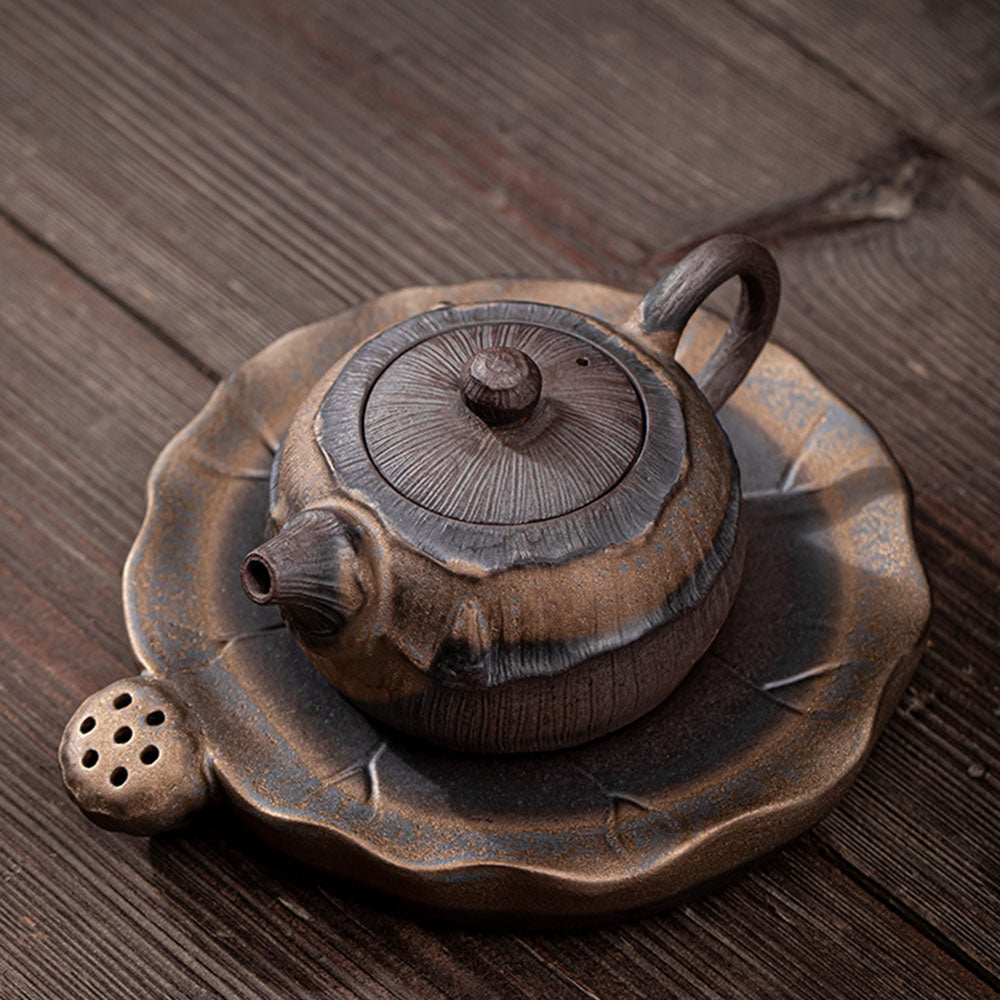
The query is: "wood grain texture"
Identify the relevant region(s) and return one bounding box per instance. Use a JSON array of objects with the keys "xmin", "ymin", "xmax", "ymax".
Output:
[
  {"xmin": 0, "ymin": 0, "xmax": 999, "ymax": 993},
  {"xmin": 672, "ymin": 158, "xmax": 1000, "ymax": 980},
  {"xmin": 1, "ymin": 216, "xmax": 990, "ymax": 998},
  {"xmin": 258, "ymin": 0, "xmax": 901, "ymax": 260},
  {"xmin": 0, "ymin": 0, "xmax": 900, "ymax": 374},
  {"xmin": 742, "ymin": 0, "xmax": 1000, "ymax": 181}
]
